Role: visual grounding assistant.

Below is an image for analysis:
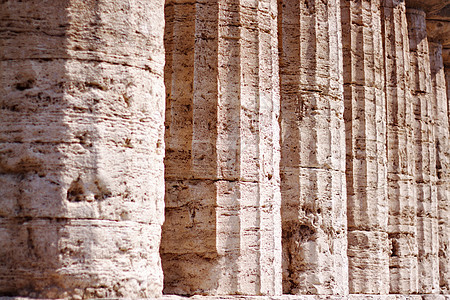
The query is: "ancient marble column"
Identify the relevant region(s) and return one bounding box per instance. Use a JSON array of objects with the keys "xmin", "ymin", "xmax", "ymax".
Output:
[
  {"xmin": 429, "ymin": 41, "xmax": 450, "ymax": 294},
  {"xmin": 161, "ymin": 0, "xmax": 282, "ymax": 295},
  {"xmin": 406, "ymin": 8, "xmax": 439, "ymax": 294},
  {"xmin": 0, "ymin": 0, "xmax": 165, "ymax": 298},
  {"xmin": 341, "ymin": 0, "xmax": 389, "ymax": 294},
  {"xmin": 278, "ymin": 0, "xmax": 348, "ymax": 295},
  {"xmin": 382, "ymin": 0, "xmax": 418, "ymax": 294}
]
